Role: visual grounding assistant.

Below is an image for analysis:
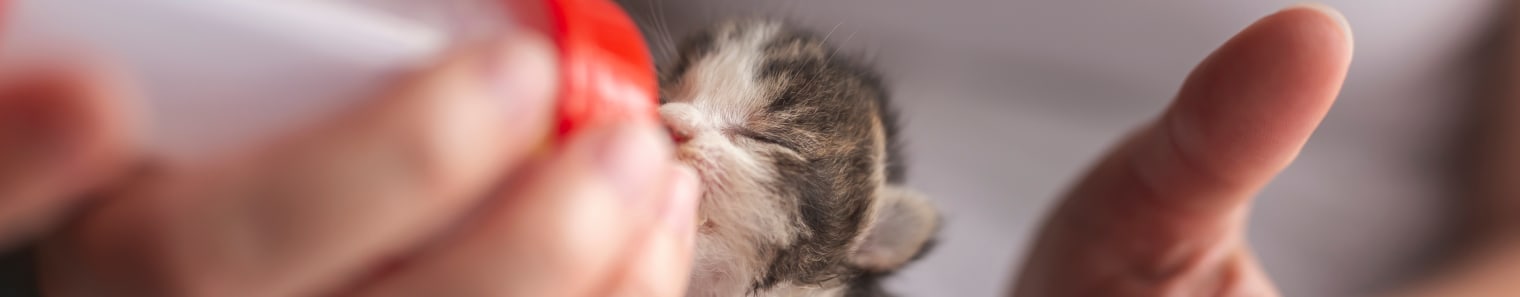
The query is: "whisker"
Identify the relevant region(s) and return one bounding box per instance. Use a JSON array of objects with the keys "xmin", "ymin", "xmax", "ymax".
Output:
[
  {"xmin": 643, "ymin": 0, "xmax": 673, "ymax": 57},
  {"xmin": 654, "ymin": 0, "xmax": 678, "ymax": 57},
  {"xmin": 647, "ymin": 0, "xmax": 666, "ymax": 54},
  {"xmin": 819, "ymin": 21, "xmax": 844, "ymax": 46},
  {"xmin": 827, "ymin": 29, "xmax": 857, "ymax": 62}
]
